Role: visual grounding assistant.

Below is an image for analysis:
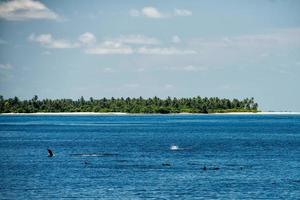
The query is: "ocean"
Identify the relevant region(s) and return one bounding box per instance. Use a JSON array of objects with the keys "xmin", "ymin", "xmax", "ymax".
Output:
[{"xmin": 0, "ymin": 114, "xmax": 300, "ymax": 199}]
